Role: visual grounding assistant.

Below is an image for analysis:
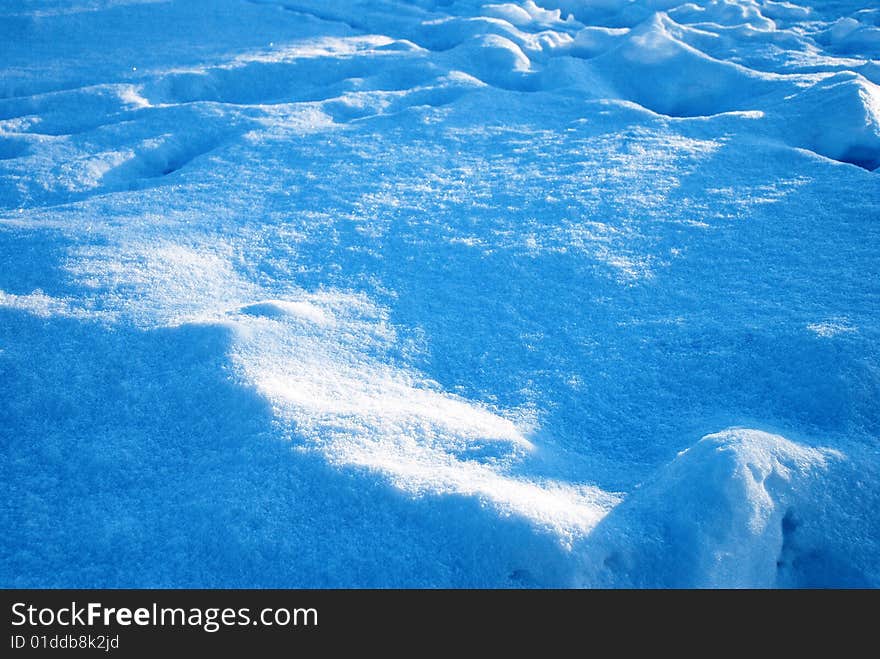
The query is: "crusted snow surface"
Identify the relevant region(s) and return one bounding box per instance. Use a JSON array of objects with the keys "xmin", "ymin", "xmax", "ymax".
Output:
[{"xmin": 1, "ymin": 0, "xmax": 879, "ymax": 587}]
